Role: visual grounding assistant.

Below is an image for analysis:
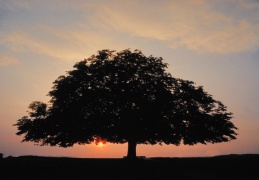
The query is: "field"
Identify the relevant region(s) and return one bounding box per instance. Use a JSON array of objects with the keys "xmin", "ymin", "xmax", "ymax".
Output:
[{"xmin": 1, "ymin": 154, "xmax": 259, "ymax": 179}]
